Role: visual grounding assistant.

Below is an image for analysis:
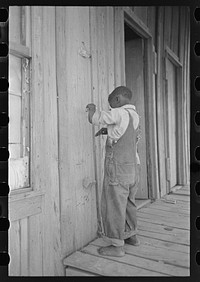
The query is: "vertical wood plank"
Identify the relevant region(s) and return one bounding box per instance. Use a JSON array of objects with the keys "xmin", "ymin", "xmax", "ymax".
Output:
[
  {"xmin": 96, "ymin": 6, "xmax": 110, "ymax": 198},
  {"xmin": 147, "ymin": 7, "xmax": 156, "ymax": 46},
  {"xmin": 42, "ymin": 6, "xmax": 63, "ymax": 276},
  {"xmin": 171, "ymin": 7, "xmax": 179, "ymax": 55},
  {"xmin": 20, "ymin": 218, "xmax": 29, "ymax": 276},
  {"xmin": 156, "ymin": 7, "xmax": 167, "ymax": 197},
  {"xmin": 89, "ymin": 7, "xmax": 105, "ymax": 235},
  {"xmin": 134, "ymin": 7, "xmax": 148, "ymax": 25},
  {"xmin": 56, "ymin": 6, "xmax": 97, "ymax": 257},
  {"xmin": 31, "ymin": 6, "xmax": 45, "ymax": 192},
  {"xmin": 31, "ymin": 6, "xmax": 63, "ymax": 276},
  {"xmin": 145, "ymin": 37, "xmax": 160, "ymax": 199},
  {"xmin": 25, "ymin": 6, "xmax": 31, "ymax": 50},
  {"xmin": 9, "ymin": 221, "xmax": 21, "ymax": 276},
  {"xmin": 183, "ymin": 8, "xmax": 190, "ymax": 184},
  {"xmin": 28, "ymin": 214, "xmax": 43, "ymax": 276},
  {"xmin": 114, "ymin": 7, "xmax": 125, "ymax": 86},
  {"xmin": 106, "ymin": 7, "xmax": 115, "ymax": 93},
  {"xmin": 55, "ymin": 6, "xmax": 75, "ymax": 257},
  {"xmin": 164, "ymin": 7, "xmax": 172, "ymax": 48},
  {"xmin": 179, "ymin": 7, "xmax": 186, "ymax": 63},
  {"xmin": 166, "ymin": 59, "xmax": 178, "ymax": 188}
]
